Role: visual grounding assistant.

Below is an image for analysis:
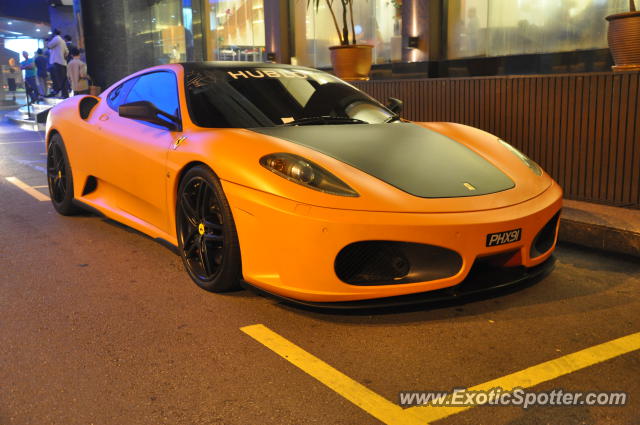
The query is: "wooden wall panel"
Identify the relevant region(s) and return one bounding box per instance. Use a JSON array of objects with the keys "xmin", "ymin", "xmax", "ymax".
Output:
[{"xmin": 355, "ymin": 72, "xmax": 640, "ymax": 209}]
